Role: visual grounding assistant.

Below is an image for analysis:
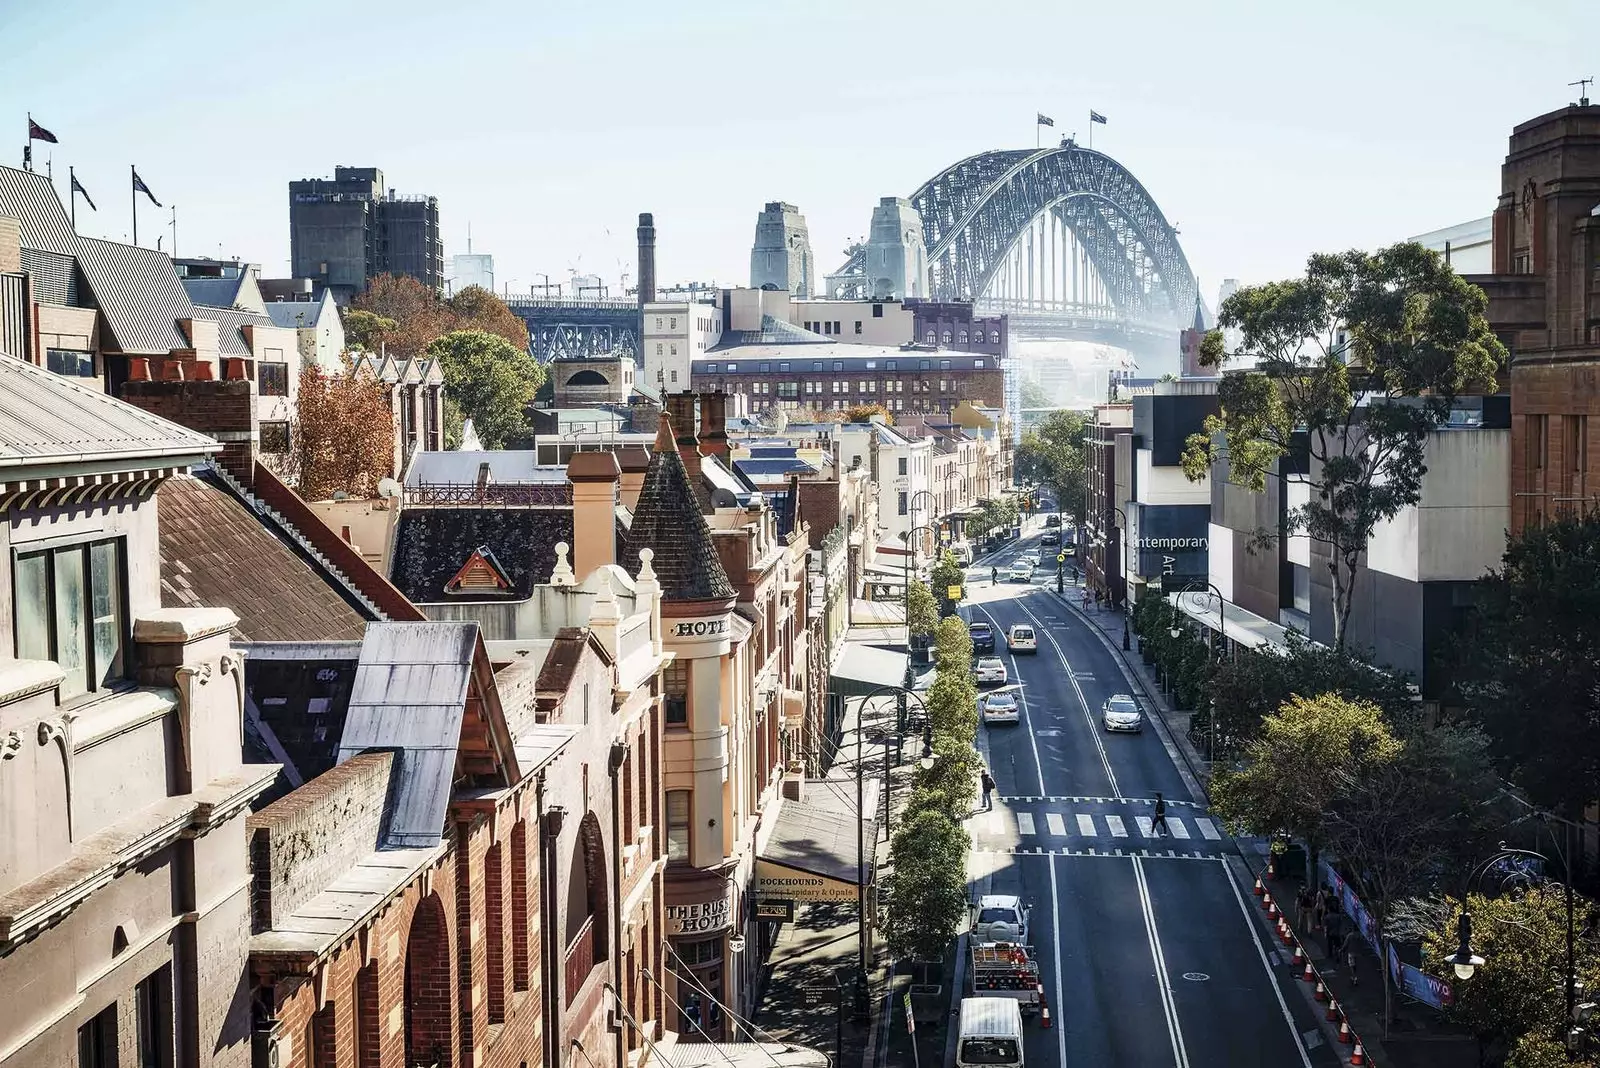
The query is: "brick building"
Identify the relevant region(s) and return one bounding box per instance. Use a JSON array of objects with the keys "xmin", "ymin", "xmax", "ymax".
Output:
[
  {"xmin": 1084, "ymin": 403, "xmax": 1133, "ymax": 603},
  {"xmin": 691, "ymin": 346, "xmax": 1003, "ymax": 417}
]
